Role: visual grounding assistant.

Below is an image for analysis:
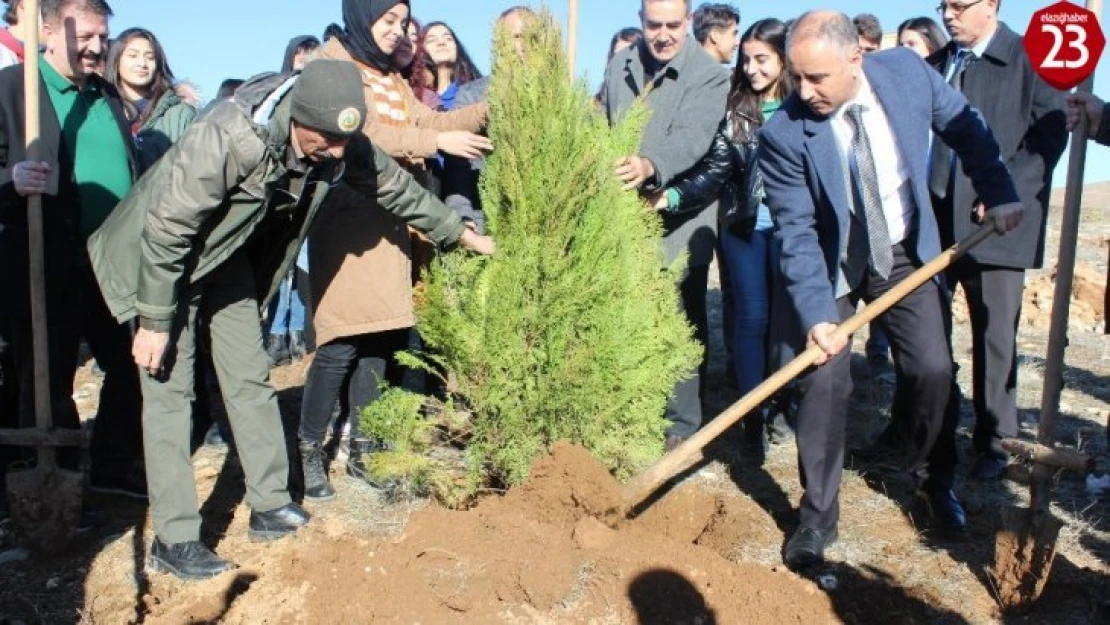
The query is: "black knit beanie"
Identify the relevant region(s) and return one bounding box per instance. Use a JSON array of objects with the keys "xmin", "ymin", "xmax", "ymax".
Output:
[
  {"xmin": 340, "ymin": 0, "xmax": 410, "ymax": 73},
  {"xmin": 290, "ymin": 59, "xmax": 367, "ymax": 136}
]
